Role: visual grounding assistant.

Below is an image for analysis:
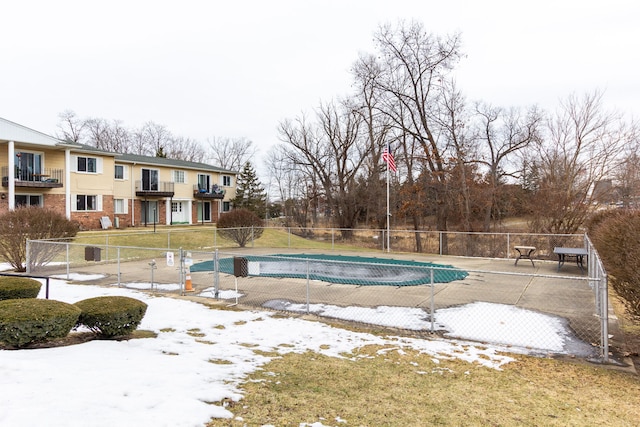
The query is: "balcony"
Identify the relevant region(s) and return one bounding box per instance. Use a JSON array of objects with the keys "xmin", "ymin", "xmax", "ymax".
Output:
[
  {"xmin": 135, "ymin": 180, "xmax": 175, "ymax": 197},
  {"xmin": 193, "ymin": 184, "xmax": 226, "ymax": 200},
  {"xmin": 1, "ymin": 166, "xmax": 63, "ymax": 189}
]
